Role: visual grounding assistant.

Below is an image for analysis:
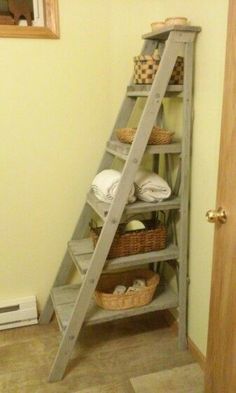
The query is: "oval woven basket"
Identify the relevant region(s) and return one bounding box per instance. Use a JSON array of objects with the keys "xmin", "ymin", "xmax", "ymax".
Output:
[
  {"xmin": 94, "ymin": 269, "xmax": 160, "ymax": 310},
  {"xmin": 116, "ymin": 126, "xmax": 174, "ymax": 145}
]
